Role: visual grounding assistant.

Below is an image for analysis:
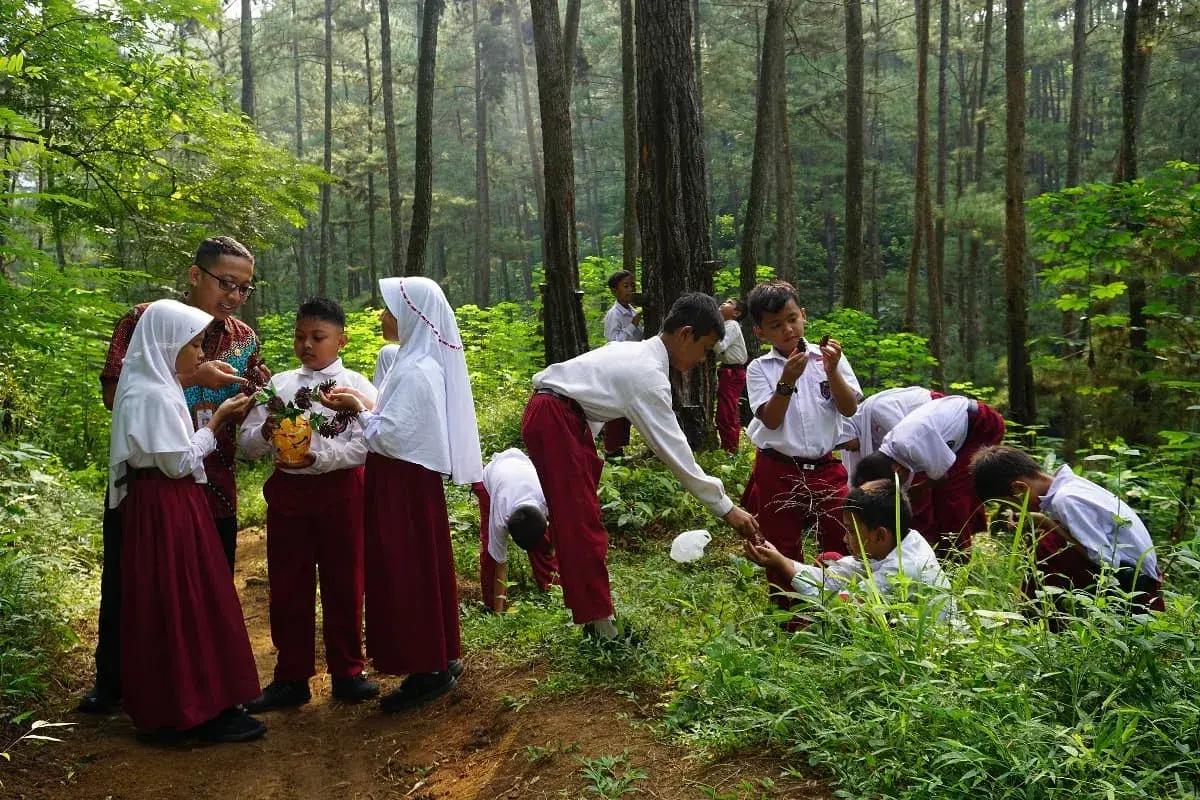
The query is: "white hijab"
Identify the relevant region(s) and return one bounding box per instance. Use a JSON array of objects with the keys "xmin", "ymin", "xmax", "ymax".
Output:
[
  {"xmin": 374, "ymin": 277, "xmax": 483, "ymax": 485},
  {"xmin": 843, "ymin": 386, "xmax": 933, "ymax": 481},
  {"xmin": 372, "ymin": 343, "xmax": 401, "ymax": 388},
  {"xmin": 108, "ymin": 299, "xmax": 212, "ymax": 508}
]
